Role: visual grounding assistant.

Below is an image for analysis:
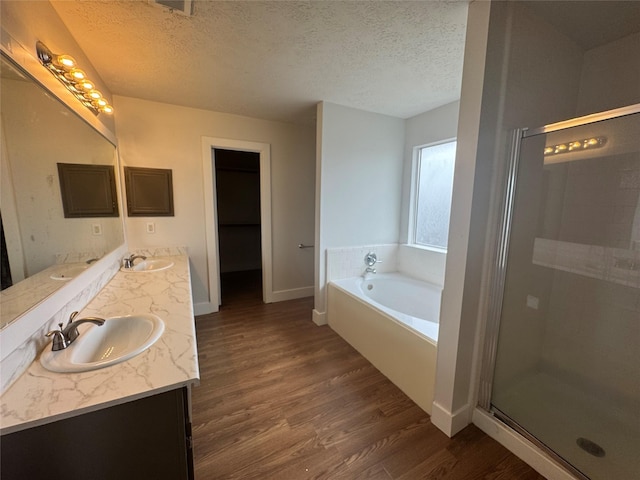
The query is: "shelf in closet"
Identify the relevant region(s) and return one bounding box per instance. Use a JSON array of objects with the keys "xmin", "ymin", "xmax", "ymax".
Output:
[{"xmin": 218, "ymin": 223, "xmax": 260, "ymax": 227}]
